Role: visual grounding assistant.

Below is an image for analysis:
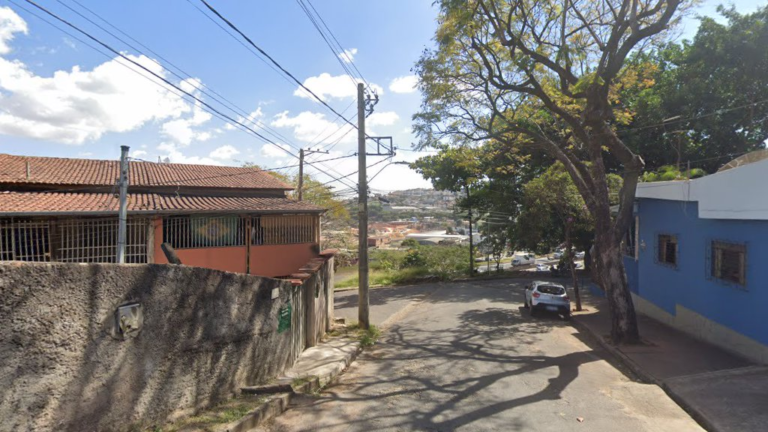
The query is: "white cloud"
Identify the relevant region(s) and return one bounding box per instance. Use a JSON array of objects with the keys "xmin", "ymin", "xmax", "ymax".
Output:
[
  {"xmin": 260, "ymin": 143, "xmax": 291, "ymax": 158},
  {"xmin": 132, "ymin": 150, "xmax": 147, "ymax": 158},
  {"xmin": 338, "ymin": 48, "xmax": 357, "ymax": 64},
  {"xmin": 225, "ymin": 106, "xmax": 263, "ymax": 131},
  {"xmin": 367, "ymin": 111, "xmax": 399, "ymax": 127},
  {"xmin": 0, "ymin": 8, "xmax": 198, "ymax": 145},
  {"xmin": 389, "ymin": 75, "xmax": 418, "ymax": 94},
  {"xmin": 157, "ymin": 142, "xmax": 220, "ymax": 165},
  {"xmin": 271, "ymin": 110, "xmax": 355, "ymax": 145},
  {"xmin": 293, "ymin": 73, "xmax": 383, "ymax": 101},
  {"xmin": 209, "ymin": 144, "xmax": 240, "ymax": 160},
  {"xmin": 160, "ymin": 102, "xmax": 213, "ymax": 146},
  {"xmin": 0, "ymin": 7, "xmax": 27, "ymax": 55}
]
